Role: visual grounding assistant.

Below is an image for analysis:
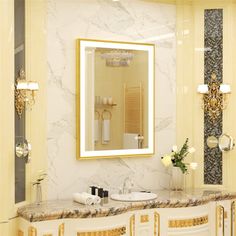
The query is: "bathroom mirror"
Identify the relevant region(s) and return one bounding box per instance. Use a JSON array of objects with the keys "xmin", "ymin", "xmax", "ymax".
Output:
[{"xmin": 76, "ymin": 39, "xmax": 154, "ymax": 159}]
